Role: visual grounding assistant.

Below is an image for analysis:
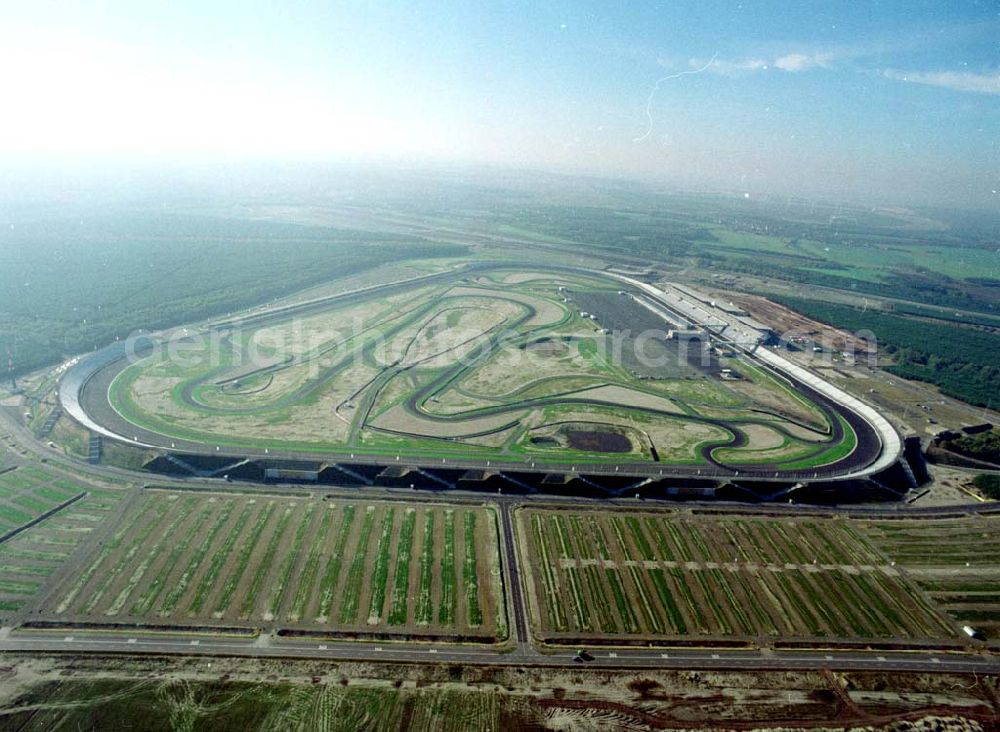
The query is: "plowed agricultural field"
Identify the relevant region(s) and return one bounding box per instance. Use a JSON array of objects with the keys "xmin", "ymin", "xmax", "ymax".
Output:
[
  {"xmin": 859, "ymin": 515, "xmax": 1000, "ymax": 639},
  {"xmin": 518, "ymin": 507, "xmax": 956, "ymax": 644},
  {"xmin": 45, "ymin": 491, "xmax": 506, "ymax": 641},
  {"xmin": 0, "ymin": 473, "xmax": 125, "ymax": 616}
]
